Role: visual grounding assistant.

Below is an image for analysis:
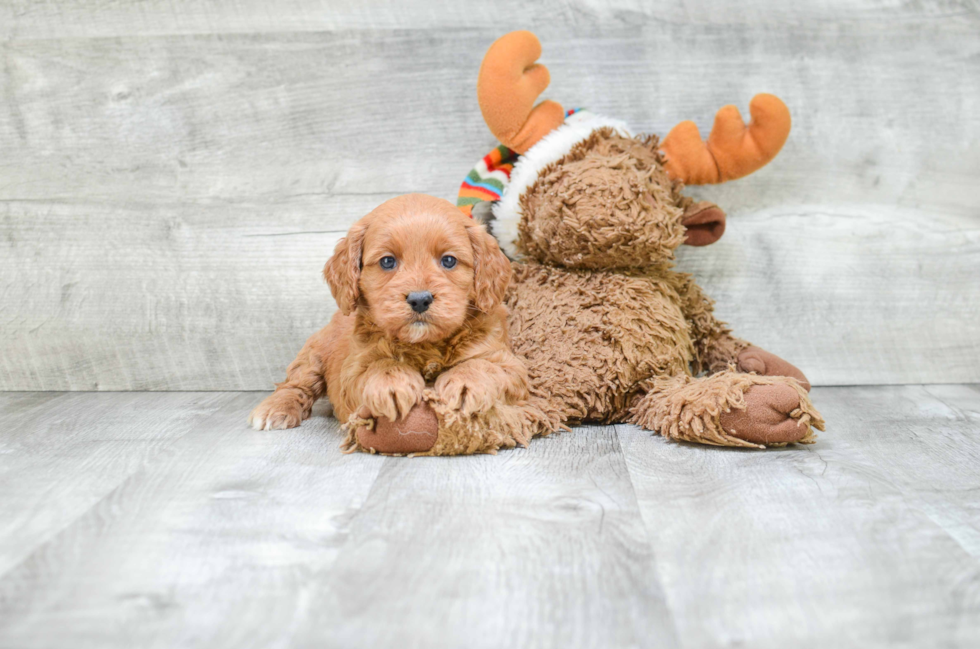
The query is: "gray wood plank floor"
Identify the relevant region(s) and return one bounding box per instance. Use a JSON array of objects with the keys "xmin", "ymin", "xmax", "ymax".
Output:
[{"xmin": 1, "ymin": 386, "xmax": 978, "ymax": 648}]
